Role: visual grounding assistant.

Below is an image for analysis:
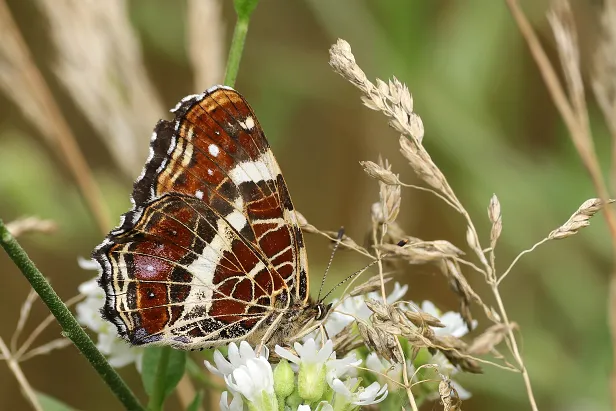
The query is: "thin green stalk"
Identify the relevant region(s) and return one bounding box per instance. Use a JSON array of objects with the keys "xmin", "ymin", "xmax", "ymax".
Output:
[
  {"xmin": 0, "ymin": 220, "xmax": 144, "ymax": 411},
  {"xmin": 223, "ymin": 0, "xmax": 259, "ymax": 87},
  {"xmin": 148, "ymin": 347, "xmax": 171, "ymax": 411},
  {"xmin": 223, "ymin": 17, "xmax": 249, "ymax": 88}
]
